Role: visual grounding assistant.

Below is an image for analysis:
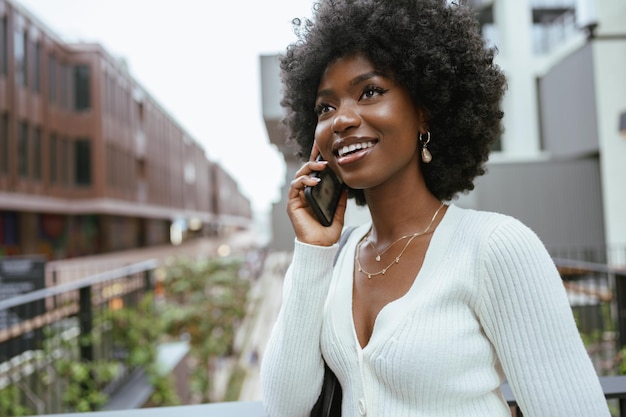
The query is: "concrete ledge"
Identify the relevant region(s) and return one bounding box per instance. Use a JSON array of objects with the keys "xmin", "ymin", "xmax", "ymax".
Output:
[{"xmin": 29, "ymin": 401, "xmax": 266, "ymax": 417}]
